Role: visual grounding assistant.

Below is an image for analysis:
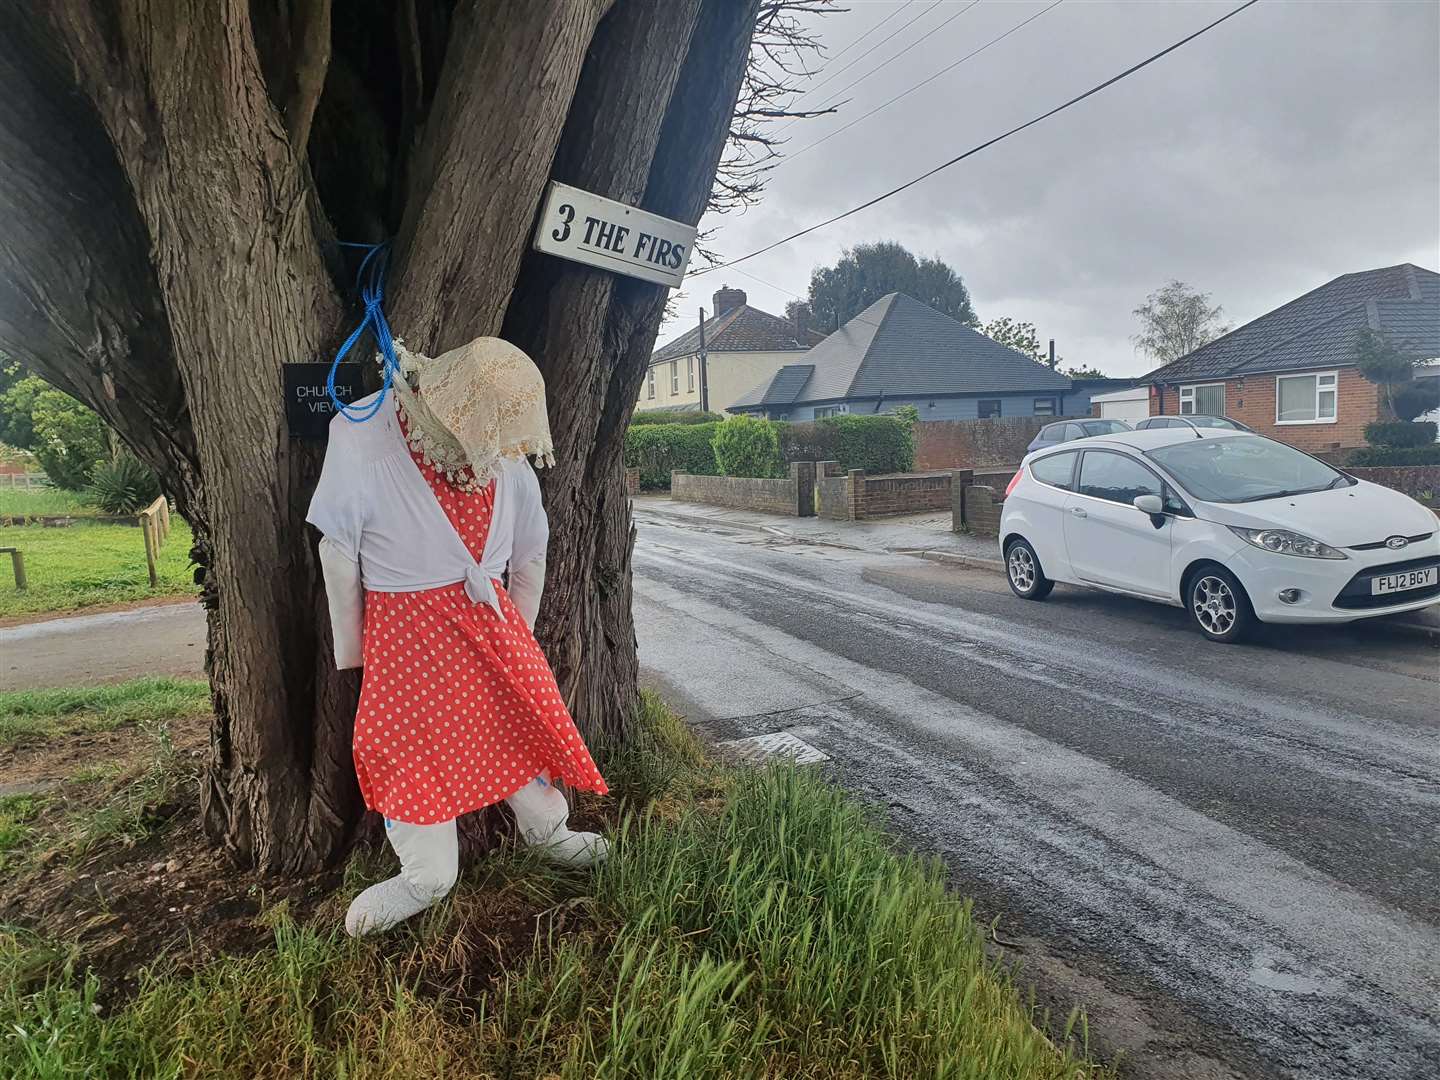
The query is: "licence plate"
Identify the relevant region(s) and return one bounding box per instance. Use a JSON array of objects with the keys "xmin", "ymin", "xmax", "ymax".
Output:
[{"xmin": 1371, "ymin": 566, "xmax": 1438, "ymax": 595}]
